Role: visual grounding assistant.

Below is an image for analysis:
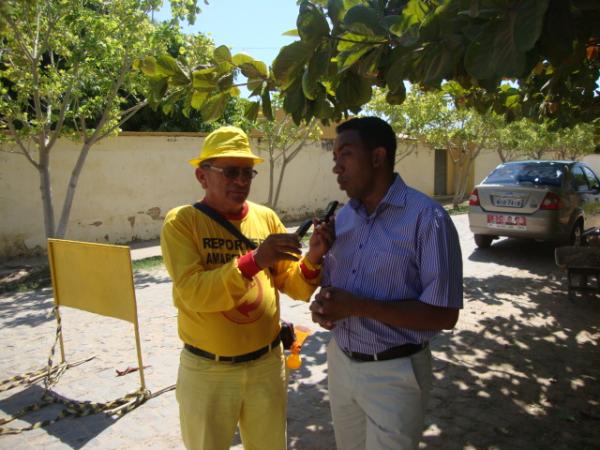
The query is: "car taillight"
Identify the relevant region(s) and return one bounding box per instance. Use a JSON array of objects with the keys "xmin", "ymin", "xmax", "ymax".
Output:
[
  {"xmin": 469, "ymin": 189, "xmax": 480, "ymax": 206},
  {"xmin": 540, "ymin": 192, "xmax": 561, "ymax": 210}
]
